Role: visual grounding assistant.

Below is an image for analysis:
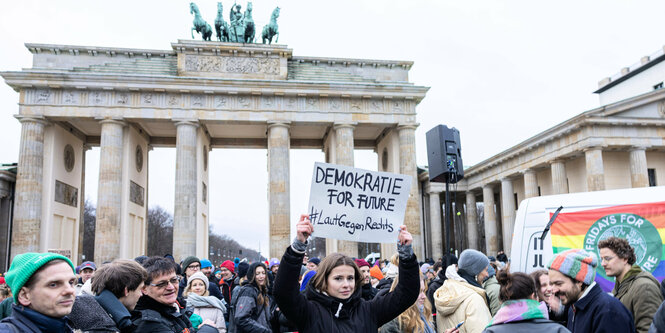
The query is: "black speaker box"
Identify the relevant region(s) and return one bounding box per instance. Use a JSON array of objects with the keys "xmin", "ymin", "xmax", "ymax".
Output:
[{"xmin": 426, "ymin": 125, "xmax": 464, "ymax": 183}]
